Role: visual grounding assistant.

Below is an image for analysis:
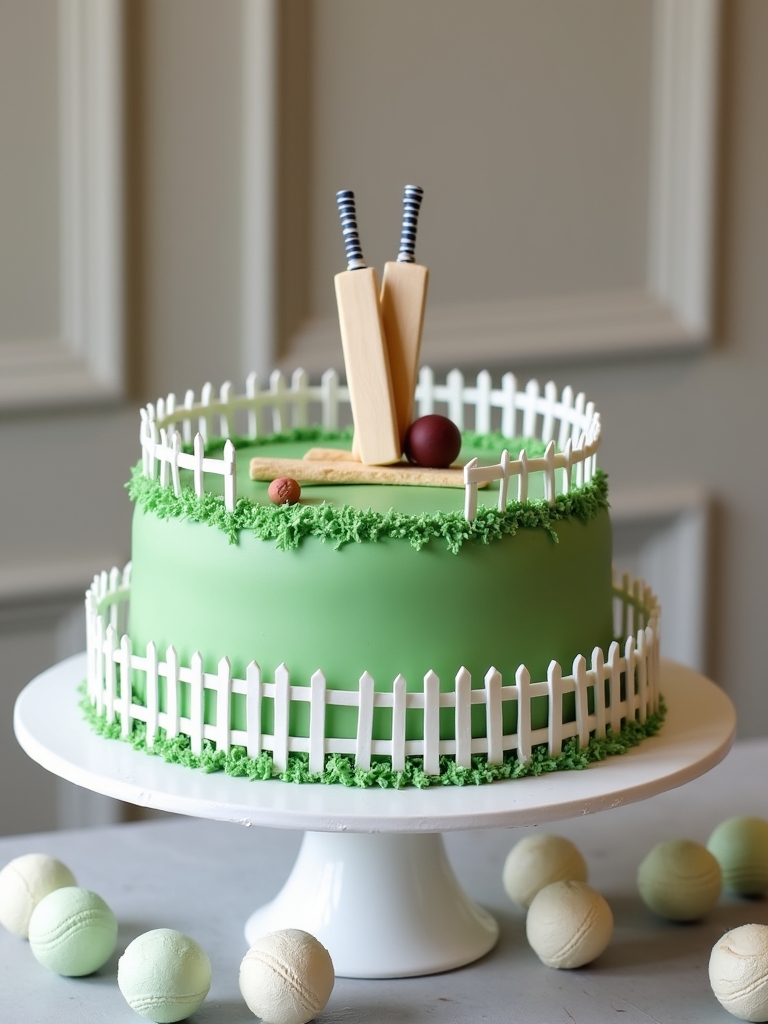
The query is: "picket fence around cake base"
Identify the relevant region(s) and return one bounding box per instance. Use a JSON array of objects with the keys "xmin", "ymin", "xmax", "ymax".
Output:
[{"xmin": 85, "ymin": 566, "xmax": 660, "ymax": 777}]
